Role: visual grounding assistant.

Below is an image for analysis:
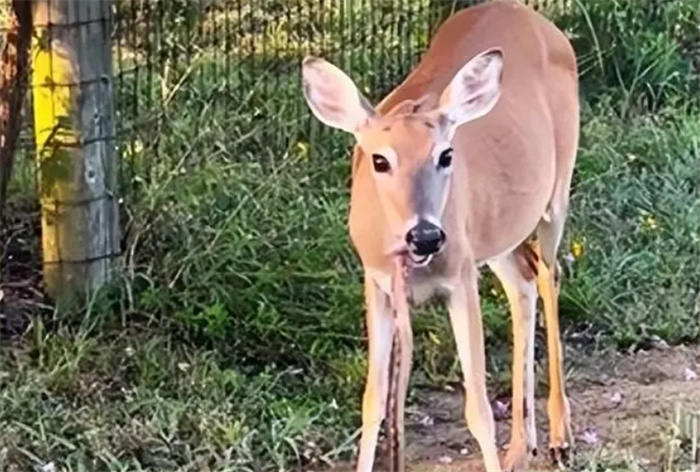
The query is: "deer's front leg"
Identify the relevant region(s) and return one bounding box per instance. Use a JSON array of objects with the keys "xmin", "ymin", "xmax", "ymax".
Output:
[
  {"xmin": 357, "ymin": 276, "xmax": 395, "ymax": 472},
  {"xmin": 449, "ymin": 263, "xmax": 502, "ymax": 472},
  {"xmin": 388, "ymin": 263, "xmax": 414, "ymax": 472}
]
